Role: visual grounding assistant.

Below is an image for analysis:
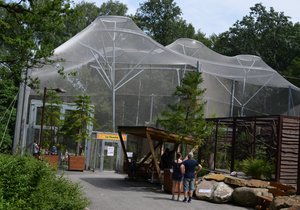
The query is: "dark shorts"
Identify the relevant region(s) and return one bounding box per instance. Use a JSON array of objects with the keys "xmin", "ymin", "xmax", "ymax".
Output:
[{"xmin": 172, "ymin": 176, "xmax": 183, "ymax": 182}]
